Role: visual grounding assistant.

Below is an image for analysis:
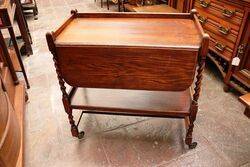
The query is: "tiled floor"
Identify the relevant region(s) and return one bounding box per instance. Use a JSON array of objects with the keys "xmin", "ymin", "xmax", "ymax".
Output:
[{"xmin": 23, "ymin": 0, "xmax": 250, "ymax": 166}]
